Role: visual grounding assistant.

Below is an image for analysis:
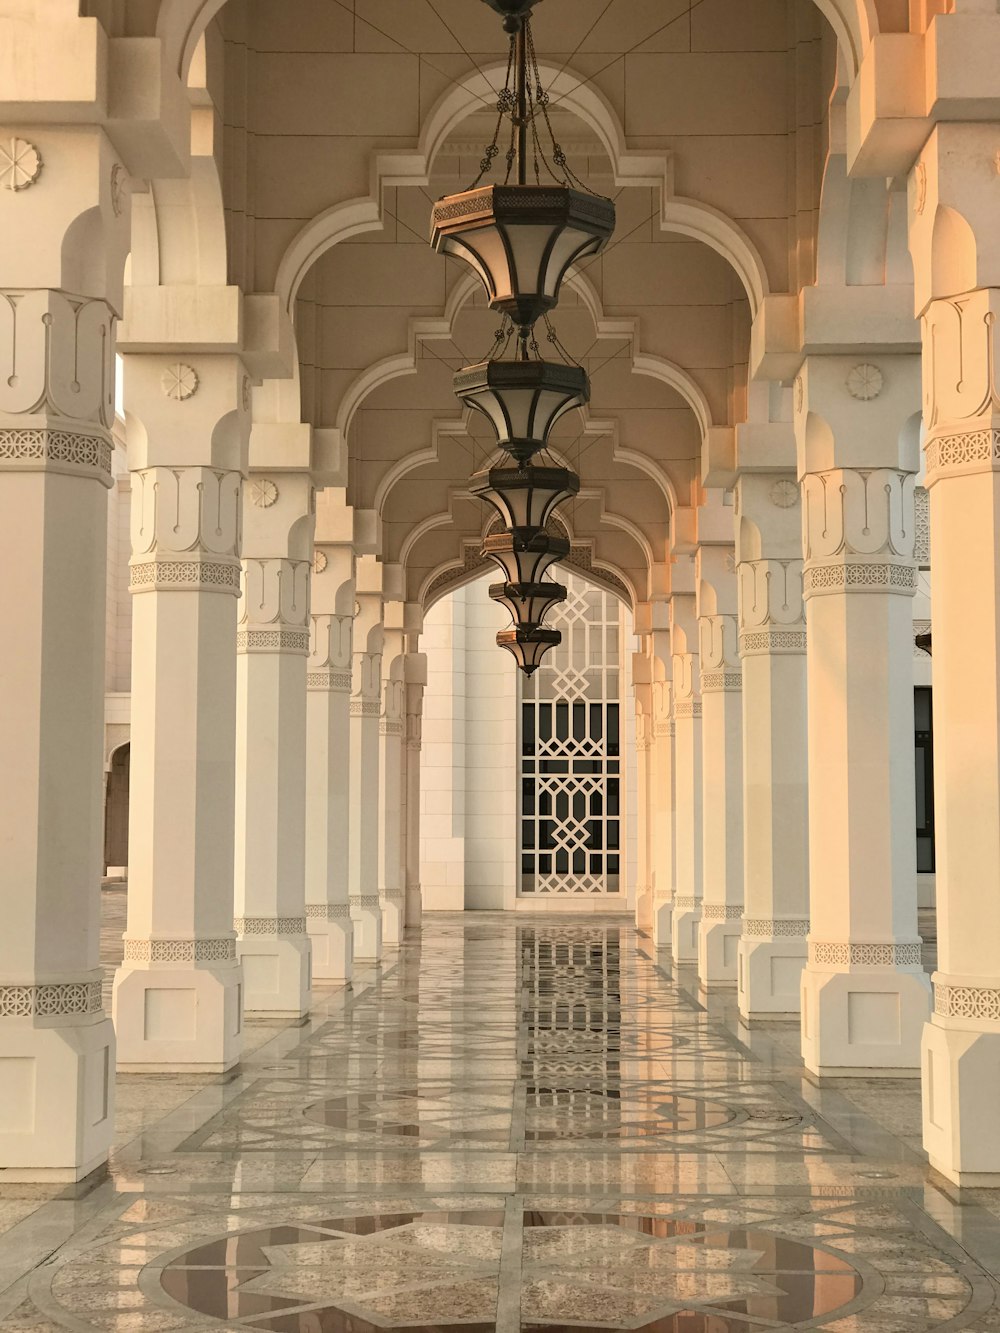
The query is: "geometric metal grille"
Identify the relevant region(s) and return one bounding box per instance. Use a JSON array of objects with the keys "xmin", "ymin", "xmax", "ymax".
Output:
[{"xmin": 519, "ymin": 574, "xmax": 622, "ymax": 896}]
